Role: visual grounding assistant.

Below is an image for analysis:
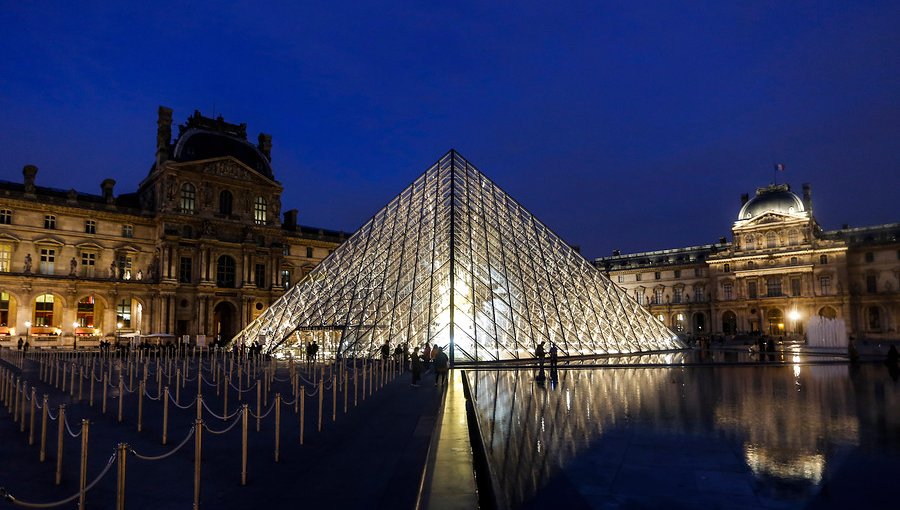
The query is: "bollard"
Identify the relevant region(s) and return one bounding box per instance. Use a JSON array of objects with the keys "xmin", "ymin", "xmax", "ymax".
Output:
[
  {"xmin": 13, "ymin": 378, "xmax": 20, "ymax": 422},
  {"xmin": 116, "ymin": 443, "xmax": 127, "ymax": 510},
  {"xmin": 299, "ymin": 392, "xmax": 305, "ymax": 445},
  {"xmin": 332, "ymin": 376, "xmax": 337, "ymax": 422},
  {"xmin": 118, "ymin": 376, "xmax": 124, "ymax": 423},
  {"xmin": 223, "ymin": 375, "xmax": 229, "ymax": 420},
  {"xmin": 274, "ymin": 393, "xmax": 281, "ymax": 462},
  {"xmin": 162, "ymin": 386, "xmax": 169, "ymax": 445},
  {"xmin": 137, "ymin": 380, "xmax": 144, "ymax": 432},
  {"xmin": 89, "ymin": 367, "xmax": 95, "ymax": 407},
  {"xmin": 241, "ymin": 405, "xmax": 248, "ymax": 486},
  {"xmin": 255, "ymin": 381, "xmax": 262, "ymax": 432},
  {"xmin": 78, "ymin": 419, "xmax": 90, "ymax": 510},
  {"xmin": 317, "ymin": 376, "xmax": 324, "ymax": 432},
  {"xmin": 69, "ymin": 364, "xmax": 75, "ymax": 397},
  {"xmin": 196, "ymin": 394, "xmax": 203, "ymax": 421},
  {"xmin": 78, "ymin": 366, "xmax": 83, "ymax": 401},
  {"xmin": 62, "ymin": 364, "xmax": 67, "ymax": 392},
  {"xmin": 102, "ymin": 373, "xmax": 108, "ymax": 414},
  {"xmin": 40, "ymin": 394, "xmax": 48, "ymax": 462},
  {"xmin": 157, "ymin": 364, "xmax": 162, "ymax": 398},
  {"xmin": 29, "ymin": 386, "xmax": 36, "ymax": 444},
  {"xmin": 197, "ymin": 366, "xmax": 202, "ymax": 397},
  {"xmin": 55, "ymin": 404, "xmax": 66, "ymax": 485},
  {"xmin": 193, "ymin": 418, "xmax": 202, "ymax": 510},
  {"xmin": 176, "ymin": 369, "xmax": 181, "ymax": 405}
]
